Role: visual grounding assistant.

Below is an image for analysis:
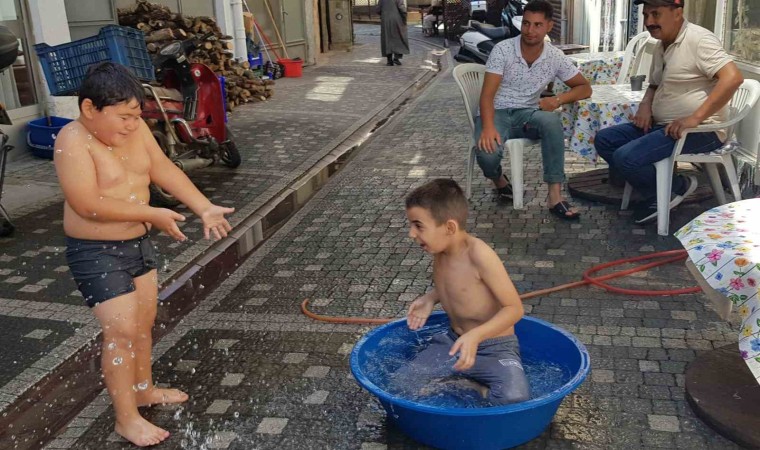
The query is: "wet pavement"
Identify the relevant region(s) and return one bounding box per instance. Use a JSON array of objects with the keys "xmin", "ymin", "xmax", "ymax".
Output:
[{"xmin": 4, "ymin": 24, "xmax": 749, "ymax": 450}]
